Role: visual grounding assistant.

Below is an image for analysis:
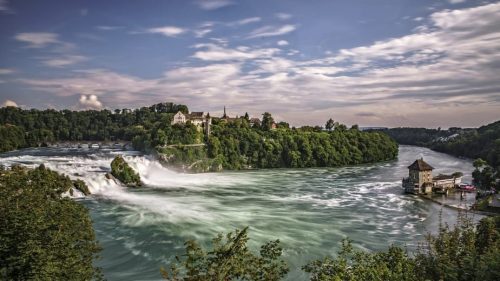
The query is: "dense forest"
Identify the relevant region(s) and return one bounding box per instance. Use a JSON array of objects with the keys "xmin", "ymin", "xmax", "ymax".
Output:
[
  {"xmin": 0, "ymin": 103, "xmax": 398, "ymax": 170},
  {"xmin": 204, "ymin": 117, "xmax": 398, "ymax": 170}
]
